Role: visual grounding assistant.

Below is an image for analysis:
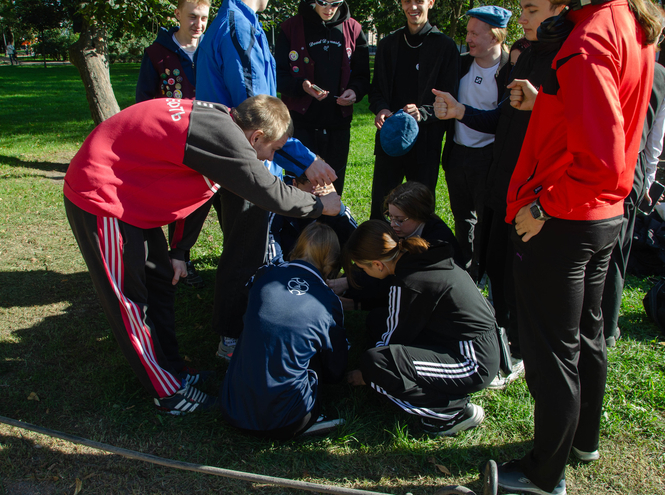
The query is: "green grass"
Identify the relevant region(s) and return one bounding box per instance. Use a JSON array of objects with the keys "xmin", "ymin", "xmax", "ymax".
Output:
[{"xmin": 0, "ymin": 63, "xmax": 664, "ymax": 494}]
